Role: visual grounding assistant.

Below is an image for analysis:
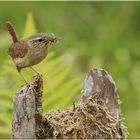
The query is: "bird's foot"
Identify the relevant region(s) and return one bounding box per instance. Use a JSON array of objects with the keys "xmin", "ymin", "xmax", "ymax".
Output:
[
  {"xmin": 32, "ymin": 73, "xmax": 43, "ymax": 90},
  {"xmin": 20, "ymin": 82, "xmax": 31, "ymax": 88},
  {"xmin": 33, "ymin": 73, "xmax": 42, "ymax": 78},
  {"xmin": 20, "ymin": 82, "xmax": 31, "ymax": 93}
]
